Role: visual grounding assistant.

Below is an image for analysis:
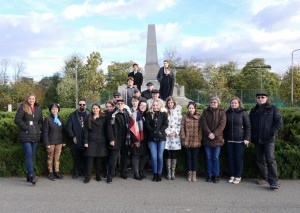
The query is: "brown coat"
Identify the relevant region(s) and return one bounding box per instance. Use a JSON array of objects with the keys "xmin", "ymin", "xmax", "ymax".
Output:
[
  {"xmin": 180, "ymin": 112, "xmax": 202, "ymax": 148},
  {"xmin": 201, "ymin": 107, "xmax": 226, "ymax": 147}
]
